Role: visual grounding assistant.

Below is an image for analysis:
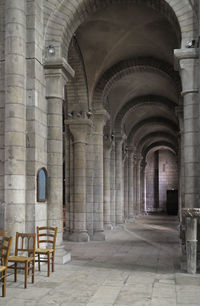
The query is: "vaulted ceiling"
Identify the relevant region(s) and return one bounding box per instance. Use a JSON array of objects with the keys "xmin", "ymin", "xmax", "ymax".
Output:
[{"xmin": 74, "ymin": 2, "xmax": 181, "ymax": 157}]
